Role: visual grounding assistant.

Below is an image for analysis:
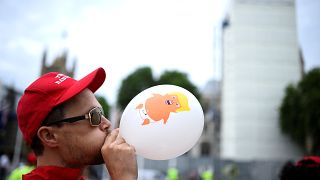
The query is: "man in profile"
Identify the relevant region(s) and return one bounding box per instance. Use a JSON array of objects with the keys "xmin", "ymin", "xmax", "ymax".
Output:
[{"xmin": 17, "ymin": 67, "xmax": 137, "ymax": 179}]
